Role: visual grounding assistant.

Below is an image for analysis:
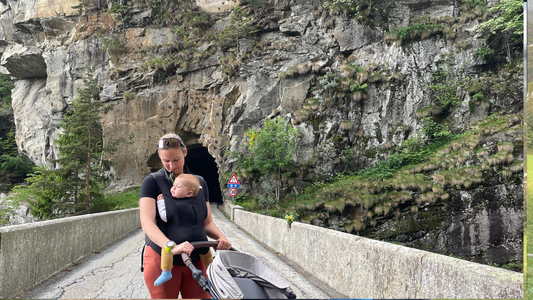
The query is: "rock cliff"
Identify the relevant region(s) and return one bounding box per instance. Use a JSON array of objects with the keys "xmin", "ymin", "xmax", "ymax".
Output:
[{"xmin": 0, "ymin": 0, "xmax": 523, "ymax": 265}]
